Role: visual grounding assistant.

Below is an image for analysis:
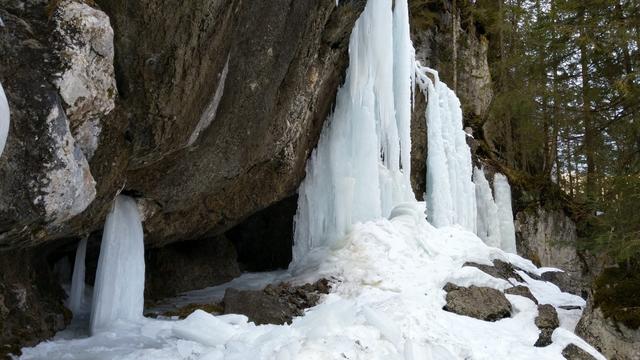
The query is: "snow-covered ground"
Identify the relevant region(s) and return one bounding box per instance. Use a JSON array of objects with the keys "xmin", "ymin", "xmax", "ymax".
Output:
[{"xmin": 19, "ymin": 203, "xmax": 603, "ymax": 360}]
